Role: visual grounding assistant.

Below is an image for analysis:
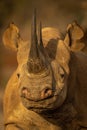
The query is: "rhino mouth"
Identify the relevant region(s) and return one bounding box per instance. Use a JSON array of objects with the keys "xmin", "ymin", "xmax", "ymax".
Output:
[
  {"xmin": 21, "ymin": 87, "xmax": 66, "ymax": 113},
  {"xmin": 22, "ymin": 94, "xmax": 53, "ymax": 102},
  {"xmin": 22, "ymin": 95, "xmax": 58, "ymax": 112}
]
